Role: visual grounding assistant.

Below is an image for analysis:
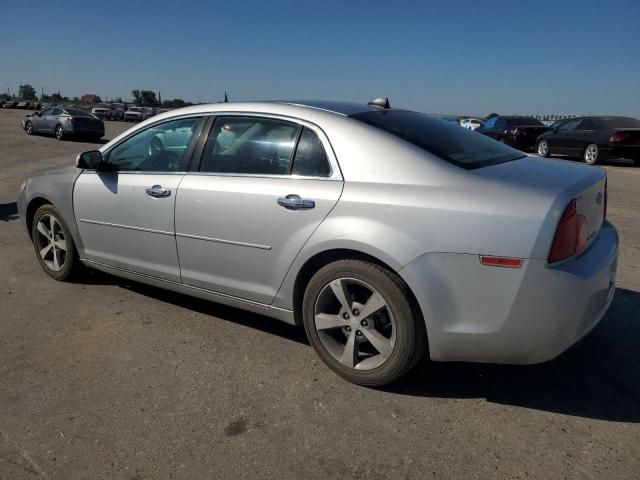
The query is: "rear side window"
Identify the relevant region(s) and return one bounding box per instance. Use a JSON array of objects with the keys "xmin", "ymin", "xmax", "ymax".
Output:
[
  {"xmin": 576, "ymin": 118, "xmax": 599, "ymax": 130},
  {"xmin": 200, "ymin": 117, "xmax": 299, "ymax": 175},
  {"xmin": 291, "ymin": 128, "xmax": 331, "ymax": 177},
  {"xmin": 351, "ymin": 110, "xmax": 525, "ymax": 169}
]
